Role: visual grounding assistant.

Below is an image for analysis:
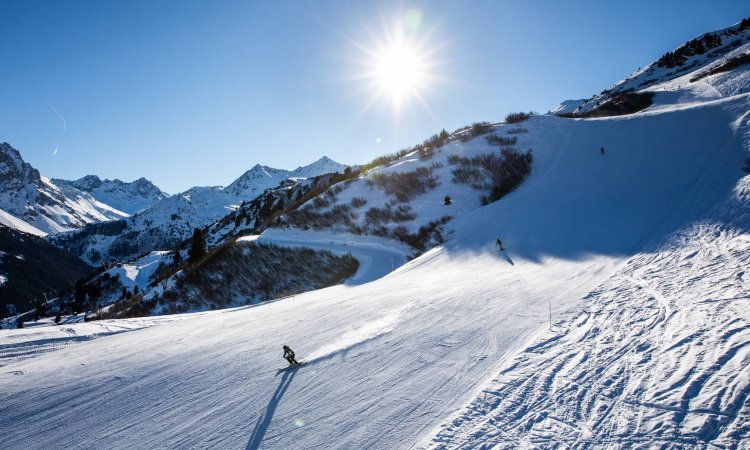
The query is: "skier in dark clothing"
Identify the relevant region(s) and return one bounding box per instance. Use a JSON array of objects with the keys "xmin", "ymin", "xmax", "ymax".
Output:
[
  {"xmin": 600, "ymin": 146, "xmax": 605, "ymax": 155},
  {"xmin": 496, "ymin": 237, "xmax": 504, "ymax": 251},
  {"xmin": 283, "ymin": 345, "xmax": 300, "ymax": 366}
]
